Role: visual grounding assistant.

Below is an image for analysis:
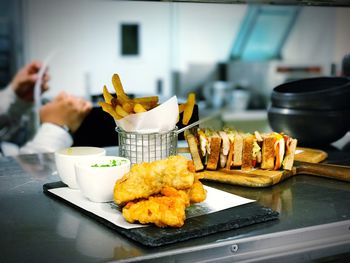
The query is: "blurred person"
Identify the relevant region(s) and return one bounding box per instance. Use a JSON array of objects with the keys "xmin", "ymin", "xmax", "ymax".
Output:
[{"xmin": 0, "ymin": 61, "xmax": 92, "ymax": 155}]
